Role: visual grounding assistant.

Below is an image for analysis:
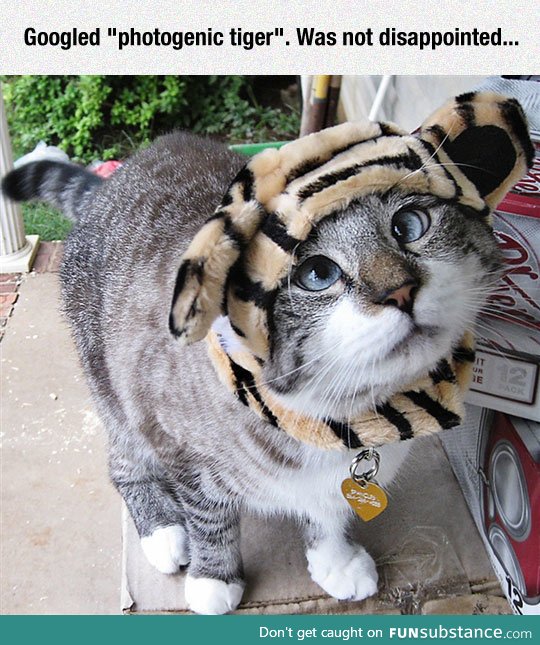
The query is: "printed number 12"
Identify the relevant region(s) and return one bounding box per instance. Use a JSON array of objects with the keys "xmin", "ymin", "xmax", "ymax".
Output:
[{"xmin": 506, "ymin": 575, "xmax": 524, "ymax": 614}]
